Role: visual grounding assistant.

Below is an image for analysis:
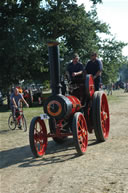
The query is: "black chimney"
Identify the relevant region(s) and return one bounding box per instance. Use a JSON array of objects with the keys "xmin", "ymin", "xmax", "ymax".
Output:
[{"xmin": 48, "ymin": 42, "xmax": 61, "ymax": 95}]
